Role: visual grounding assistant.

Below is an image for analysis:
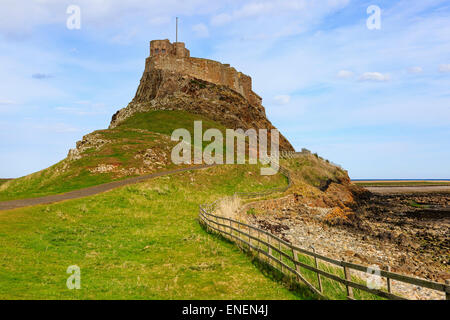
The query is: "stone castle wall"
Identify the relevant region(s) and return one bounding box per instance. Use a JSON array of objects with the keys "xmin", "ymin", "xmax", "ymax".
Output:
[
  {"xmin": 145, "ymin": 40, "xmax": 262, "ymax": 106},
  {"xmin": 150, "ymin": 39, "xmax": 190, "ymax": 58}
]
